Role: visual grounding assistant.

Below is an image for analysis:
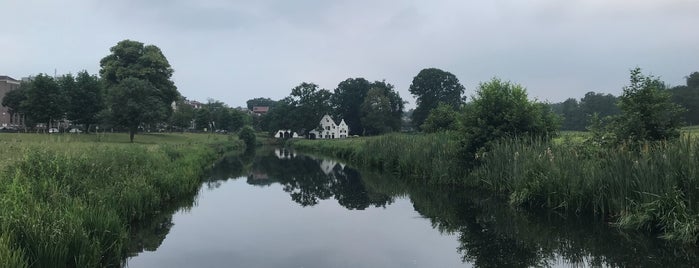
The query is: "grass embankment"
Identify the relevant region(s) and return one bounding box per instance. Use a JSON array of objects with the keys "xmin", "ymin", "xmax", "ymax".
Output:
[
  {"xmin": 0, "ymin": 133, "xmax": 241, "ymax": 267},
  {"xmin": 292, "ymin": 128, "xmax": 699, "ymax": 243}
]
